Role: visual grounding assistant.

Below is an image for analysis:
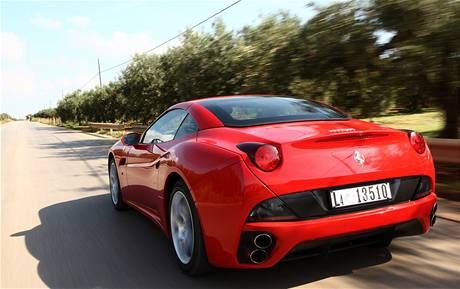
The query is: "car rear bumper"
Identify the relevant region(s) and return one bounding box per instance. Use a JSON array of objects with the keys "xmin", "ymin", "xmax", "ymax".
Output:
[{"xmin": 232, "ymin": 193, "xmax": 436, "ymax": 269}]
